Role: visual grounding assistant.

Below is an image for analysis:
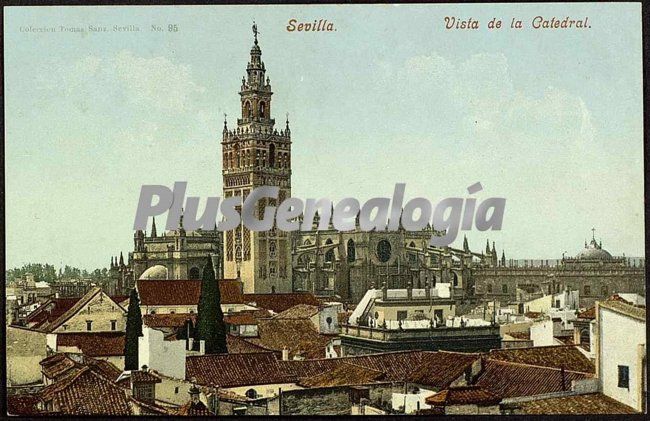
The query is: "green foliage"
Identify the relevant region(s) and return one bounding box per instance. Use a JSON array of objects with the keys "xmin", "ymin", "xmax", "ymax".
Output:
[
  {"xmin": 124, "ymin": 287, "xmax": 143, "ymax": 370},
  {"xmin": 6, "ymin": 263, "xmax": 110, "ymax": 284},
  {"xmin": 195, "ymin": 256, "xmax": 227, "ymax": 354}
]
